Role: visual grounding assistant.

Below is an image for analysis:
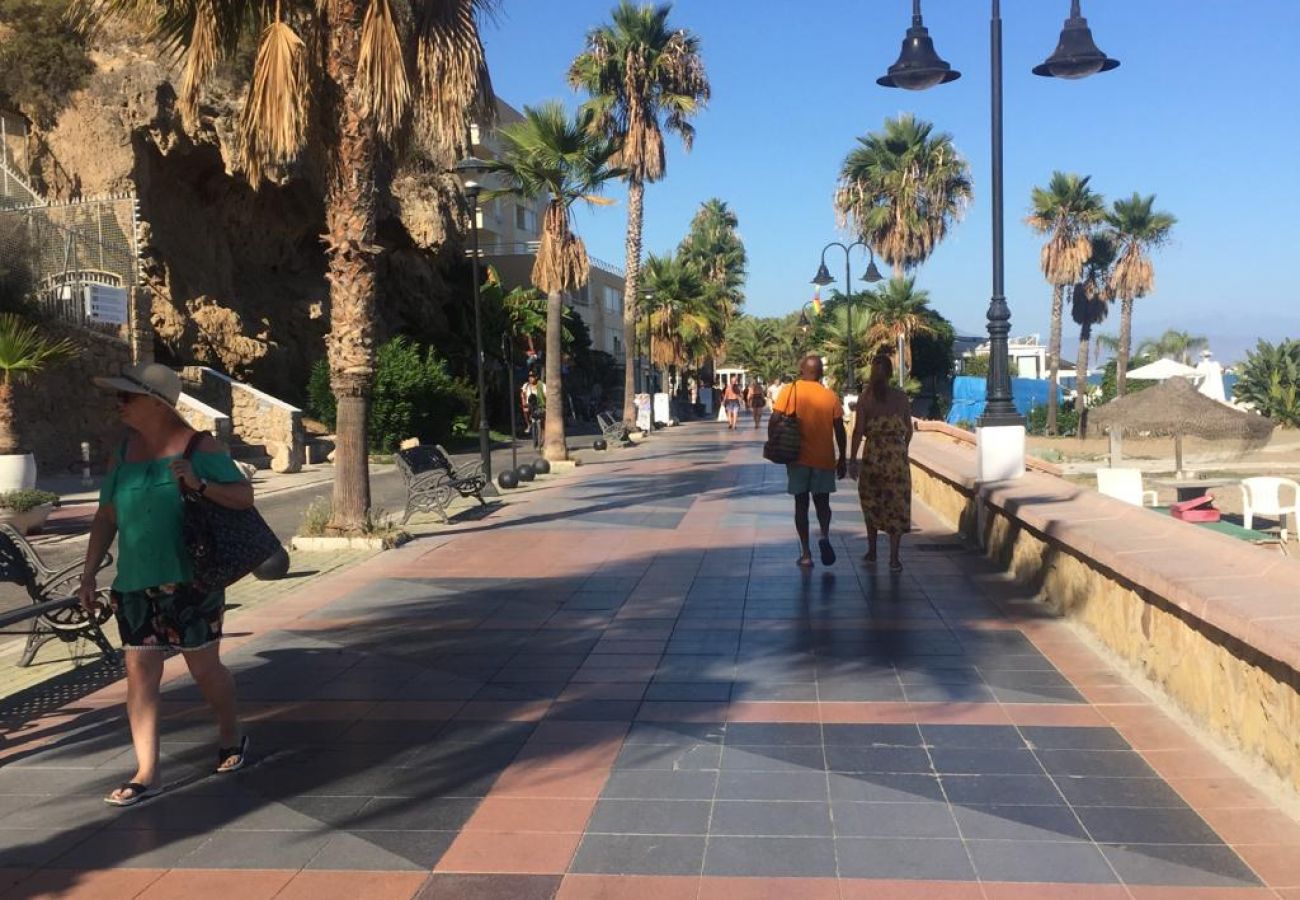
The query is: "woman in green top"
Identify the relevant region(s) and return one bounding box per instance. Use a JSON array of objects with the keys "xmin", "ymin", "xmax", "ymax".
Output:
[{"xmin": 79, "ymin": 363, "xmax": 252, "ymax": 807}]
